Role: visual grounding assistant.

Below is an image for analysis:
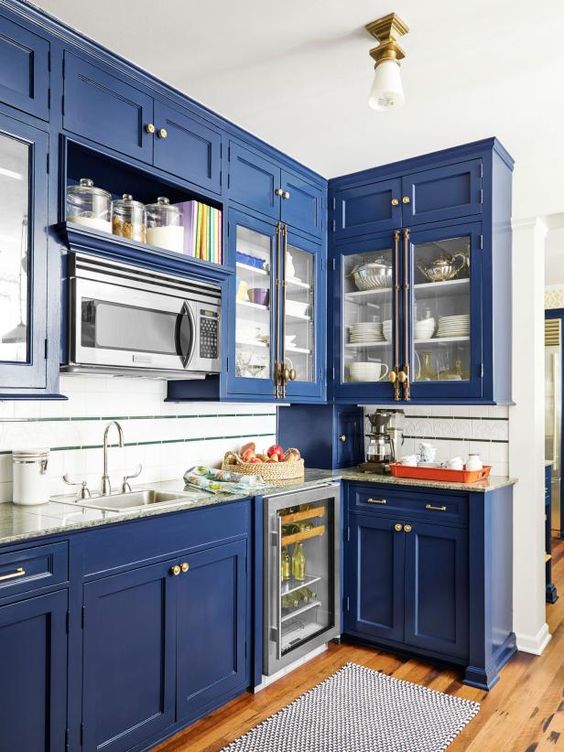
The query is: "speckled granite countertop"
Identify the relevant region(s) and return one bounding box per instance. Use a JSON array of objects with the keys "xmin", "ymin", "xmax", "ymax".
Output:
[
  {"xmin": 0, "ymin": 467, "xmax": 516, "ymax": 547},
  {"xmin": 0, "ymin": 469, "xmax": 339, "ymax": 547}
]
